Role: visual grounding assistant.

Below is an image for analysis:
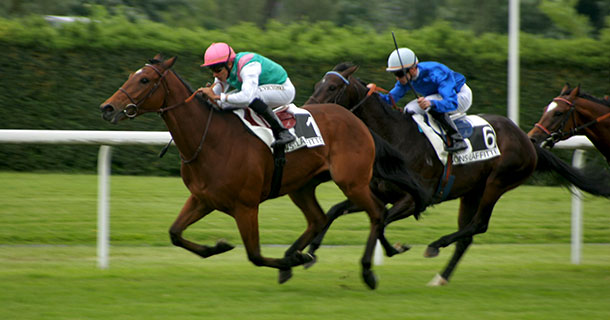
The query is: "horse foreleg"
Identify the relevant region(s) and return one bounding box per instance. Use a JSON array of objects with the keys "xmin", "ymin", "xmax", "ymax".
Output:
[
  {"xmin": 378, "ymin": 195, "xmax": 418, "ymax": 257},
  {"xmin": 169, "ymin": 195, "xmax": 235, "ymax": 258},
  {"xmin": 233, "ymin": 205, "xmax": 314, "ymax": 279},
  {"xmin": 305, "ymin": 199, "xmax": 361, "ymax": 268}
]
